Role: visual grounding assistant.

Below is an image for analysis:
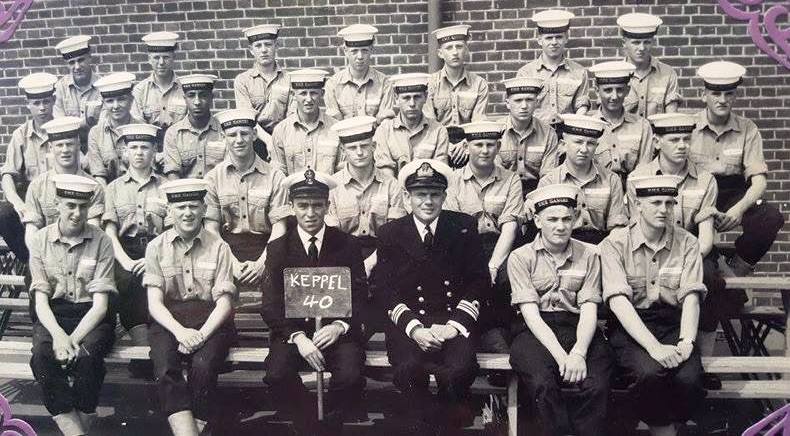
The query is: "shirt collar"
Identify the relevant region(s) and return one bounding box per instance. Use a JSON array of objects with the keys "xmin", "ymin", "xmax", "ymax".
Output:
[
  {"xmin": 121, "ymin": 170, "xmax": 158, "ymax": 186},
  {"xmin": 166, "ymin": 226, "xmax": 207, "ymax": 247},
  {"xmin": 461, "ymin": 164, "xmax": 502, "ymax": 183},
  {"xmin": 181, "ymin": 115, "xmax": 220, "ymax": 134},
  {"xmin": 413, "ymin": 215, "xmax": 439, "ymax": 237},
  {"xmin": 339, "ymin": 67, "xmax": 374, "ymax": 86},
  {"xmin": 591, "ymin": 109, "xmax": 632, "ymax": 129},
  {"xmin": 650, "ymin": 157, "xmax": 698, "ymax": 180},
  {"xmin": 297, "ymin": 224, "xmax": 326, "ymax": 250},
  {"xmin": 293, "ymin": 111, "xmax": 328, "ymax": 130},
  {"xmin": 439, "ymin": 67, "xmax": 470, "ymax": 87},
  {"xmin": 696, "ymin": 109, "xmax": 741, "ymax": 134},
  {"xmin": 533, "ymin": 235, "xmax": 575, "ymax": 267},
  {"xmin": 338, "ymin": 164, "xmax": 381, "ymax": 186},
  {"xmin": 504, "ymin": 115, "xmax": 536, "ymax": 138},
  {"xmin": 629, "ymin": 219, "xmax": 673, "ymax": 253},
  {"xmin": 48, "ymin": 222, "xmax": 93, "ymax": 245},
  {"xmin": 64, "ymin": 71, "xmax": 99, "ymax": 90},
  {"xmin": 393, "ymin": 112, "xmax": 428, "ymax": 131},
  {"xmin": 537, "ymin": 53, "xmax": 568, "ymax": 71},
  {"xmin": 251, "ymin": 62, "xmax": 283, "ymax": 78},
  {"xmin": 27, "ymin": 120, "xmax": 47, "ymax": 140},
  {"xmin": 228, "ymin": 155, "xmax": 268, "ymax": 176},
  {"xmin": 560, "ymin": 161, "xmax": 601, "ymax": 184},
  {"xmin": 147, "ymin": 72, "xmax": 180, "ymax": 93}
]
